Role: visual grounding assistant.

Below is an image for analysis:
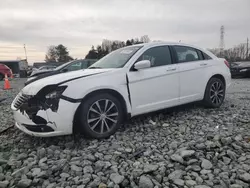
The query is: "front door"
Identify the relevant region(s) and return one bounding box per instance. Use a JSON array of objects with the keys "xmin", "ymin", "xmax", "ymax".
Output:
[{"xmin": 127, "ymin": 45, "xmax": 179, "ymax": 116}]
